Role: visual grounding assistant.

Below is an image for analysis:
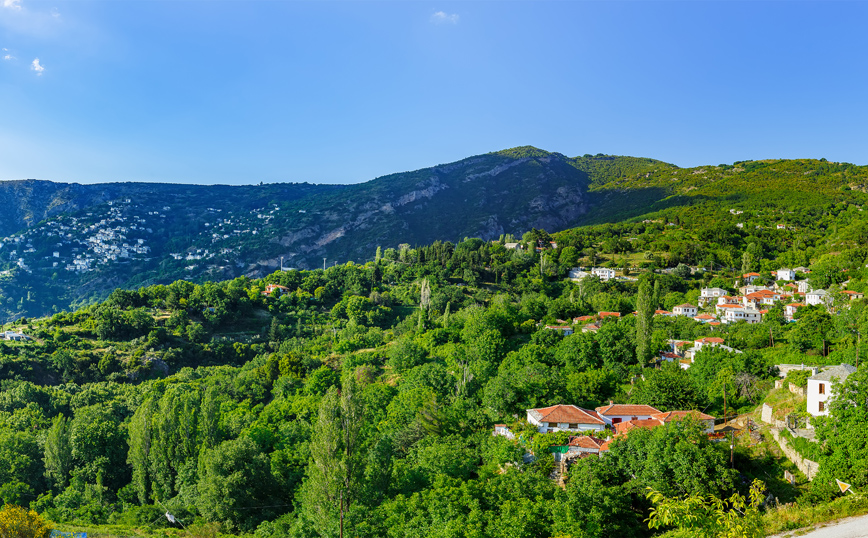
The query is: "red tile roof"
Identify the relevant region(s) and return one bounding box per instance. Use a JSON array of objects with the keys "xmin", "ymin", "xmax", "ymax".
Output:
[
  {"xmin": 595, "ymin": 403, "xmax": 661, "ymax": 417},
  {"xmin": 599, "ymin": 311, "xmax": 621, "ymax": 318},
  {"xmin": 614, "ymin": 419, "xmax": 663, "ymax": 434},
  {"xmin": 528, "ymin": 404, "xmax": 606, "ymax": 425},
  {"xmin": 568, "ymin": 436, "xmax": 605, "ymax": 449},
  {"xmin": 696, "ymin": 337, "xmax": 724, "ymax": 344}
]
